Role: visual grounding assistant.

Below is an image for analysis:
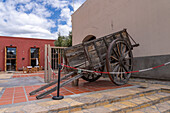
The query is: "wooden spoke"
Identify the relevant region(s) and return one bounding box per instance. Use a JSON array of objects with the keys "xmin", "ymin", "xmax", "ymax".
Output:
[
  {"xmin": 112, "ymin": 65, "xmax": 119, "ymax": 72},
  {"xmin": 106, "ymin": 39, "xmax": 133, "ymax": 86},
  {"xmin": 119, "ymin": 67, "xmax": 123, "ymax": 81},
  {"xmin": 122, "ymin": 64, "xmax": 128, "ymax": 72},
  {"xmin": 120, "ymin": 43, "xmax": 123, "ymax": 56},
  {"xmin": 116, "ymin": 66, "xmax": 121, "ymax": 79},
  {"xmin": 124, "ymin": 50, "xmax": 130, "ymax": 58},
  {"xmin": 122, "ymin": 45, "xmax": 126, "ymax": 54},
  {"xmin": 117, "ymin": 43, "xmax": 121, "ymax": 56},
  {"xmin": 82, "ymin": 68, "xmax": 103, "ymax": 82},
  {"xmin": 113, "ymin": 48, "xmax": 119, "ymax": 58},
  {"xmin": 125, "ymin": 57, "xmax": 132, "ymax": 60},
  {"xmin": 111, "ymin": 62, "xmax": 119, "ymax": 68},
  {"xmin": 111, "ymin": 56, "xmax": 118, "ymax": 61}
]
